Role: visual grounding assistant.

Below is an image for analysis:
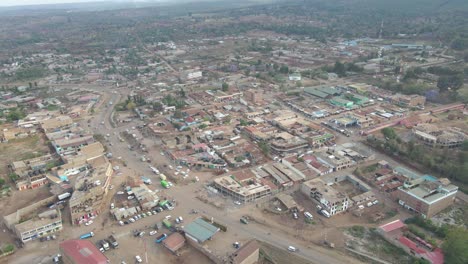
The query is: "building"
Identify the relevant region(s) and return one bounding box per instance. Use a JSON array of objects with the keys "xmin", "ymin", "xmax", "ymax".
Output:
[
  {"xmin": 301, "ymin": 178, "xmax": 350, "ymax": 216},
  {"xmin": 3, "ymin": 196, "xmax": 62, "ymax": 243},
  {"xmin": 301, "ymin": 174, "xmax": 373, "ymax": 216},
  {"xmin": 412, "ymin": 123, "xmax": 466, "ymax": 149},
  {"xmin": 329, "ymin": 97, "xmax": 354, "ymax": 108},
  {"xmin": 396, "ymin": 177, "xmax": 458, "ymax": 218},
  {"xmin": 344, "ymin": 93, "xmax": 370, "ymax": 106},
  {"xmin": 183, "ymin": 218, "xmax": 220, "ymax": 244},
  {"xmin": 393, "ymin": 94, "xmax": 426, "ymax": 107},
  {"xmin": 40, "ymin": 115, "xmax": 73, "ymax": 132},
  {"xmin": 378, "ymin": 220, "xmax": 444, "ymax": 264},
  {"xmin": 69, "ymin": 156, "xmax": 113, "ymax": 225},
  {"xmin": 213, "ymin": 174, "xmax": 272, "ymax": 203},
  {"xmin": 243, "ymin": 89, "xmax": 263, "ymax": 105},
  {"xmin": 228, "ymin": 239, "xmax": 260, "ymax": 264},
  {"xmin": 183, "ymin": 70, "xmax": 203, "ymax": 80},
  {"xmin": 60, "ymin": 239, "xmax": 108, "ymax": 264},
  {"xmin": 163, "ymin": 232, "xmax": 186, "ymax": 253},
  {"xmin": 270, "ymin": 132, "xmax": 309, "ymax": 153},
  {"xmin": 288, "ymin": 72, "xmax": 301, "ymax": 81}
]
